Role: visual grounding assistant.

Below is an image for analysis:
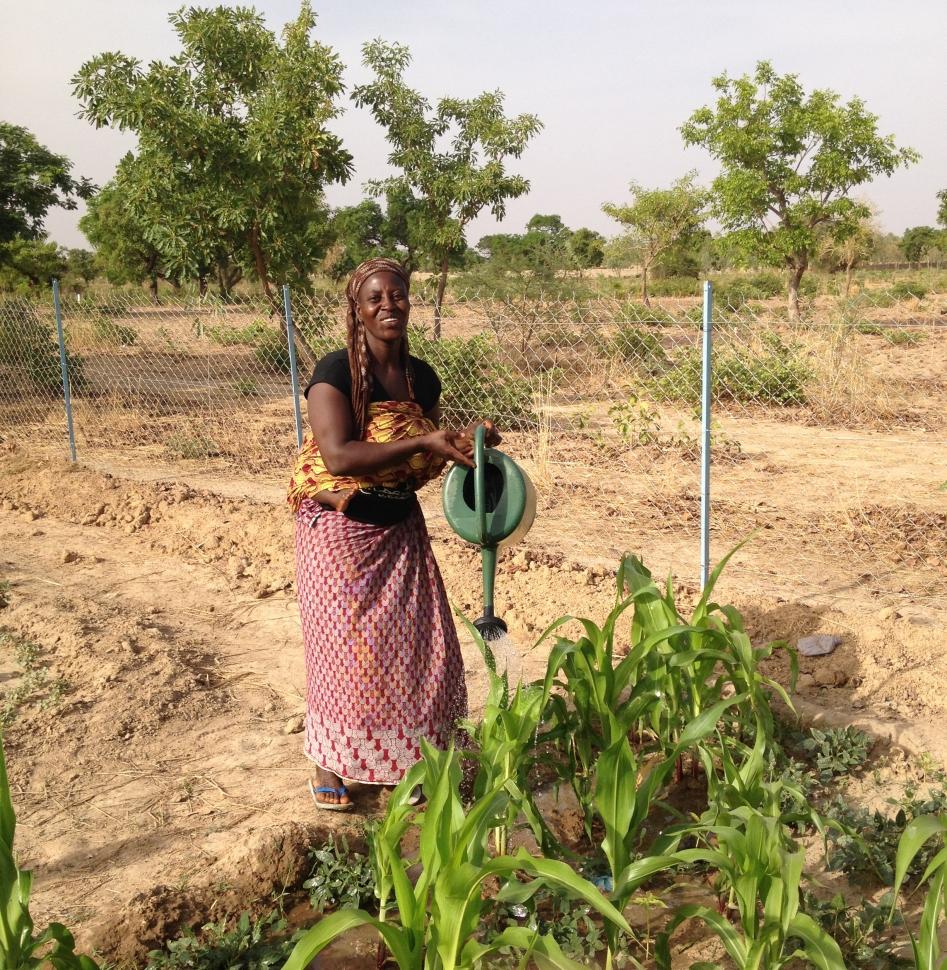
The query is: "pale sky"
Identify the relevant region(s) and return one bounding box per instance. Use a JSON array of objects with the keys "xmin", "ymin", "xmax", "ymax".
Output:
[{"xmin": 2, "ymin": 0, "xmax": 945, "ymax": 250}]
